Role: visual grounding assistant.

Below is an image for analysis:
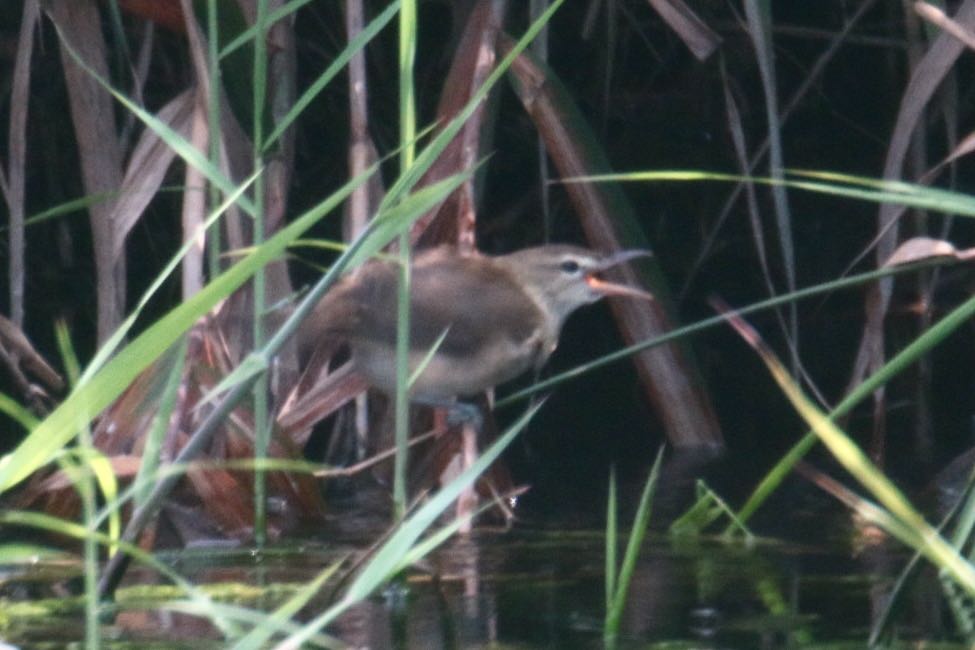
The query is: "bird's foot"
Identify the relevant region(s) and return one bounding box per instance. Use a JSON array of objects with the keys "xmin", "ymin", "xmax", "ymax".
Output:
[
  {"xmin": 445, "ymin": 401, "xmax": 483, "ymax": 431},
  {"xmin": 412, "ymin": 396, "xmax": 483, "ymax": 431}
]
